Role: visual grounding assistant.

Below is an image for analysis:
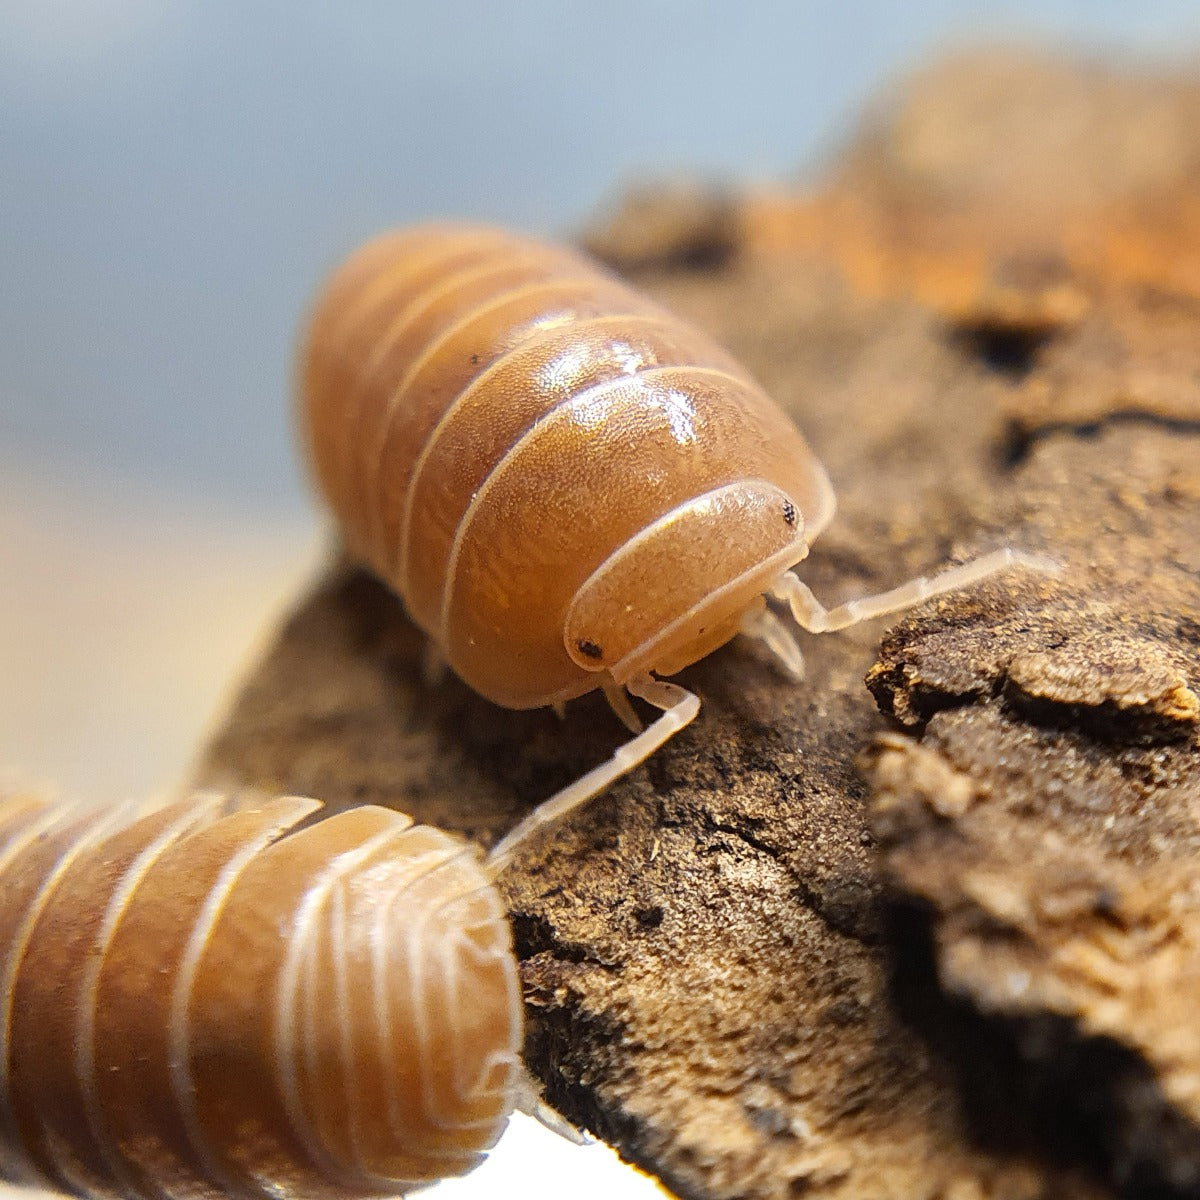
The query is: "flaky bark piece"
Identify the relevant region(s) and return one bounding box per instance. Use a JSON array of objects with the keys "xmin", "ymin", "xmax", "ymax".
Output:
[
  {"xmin": 865, "ymin": 420, "xmax": 1200, "ymax": 1194},
  {"xmin": 191, "ymin": 45, "xmax": 1200, "ymax": 1200},
  {"xmin": 198, "ymin": 244, "xmax": 1103, "ymax": 1200}
]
